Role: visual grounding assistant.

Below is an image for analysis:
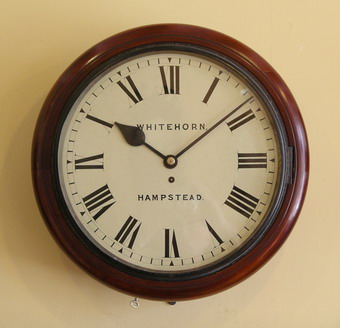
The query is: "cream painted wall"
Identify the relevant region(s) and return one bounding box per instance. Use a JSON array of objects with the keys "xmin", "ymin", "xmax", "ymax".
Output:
[{"xmin": 1, "ymin": 1, "xmax": 339, "ymax": 327}]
